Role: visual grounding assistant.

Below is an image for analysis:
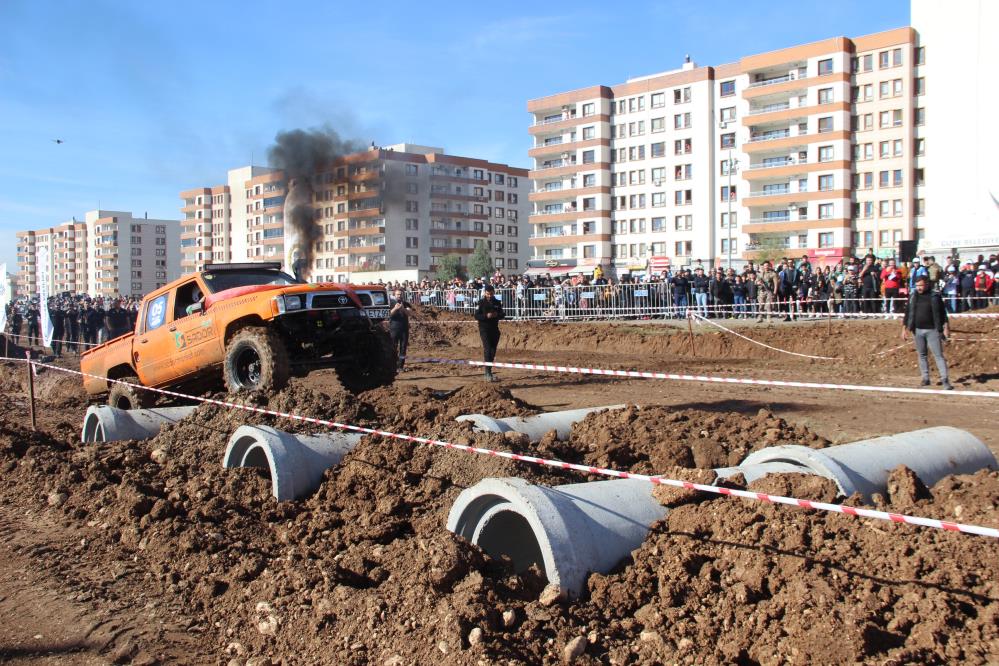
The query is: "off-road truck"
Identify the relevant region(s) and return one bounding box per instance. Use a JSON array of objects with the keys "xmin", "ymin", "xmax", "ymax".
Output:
[{"xmin": 80, "ymin": 263, "xmax": 396, "ymax": 407}]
